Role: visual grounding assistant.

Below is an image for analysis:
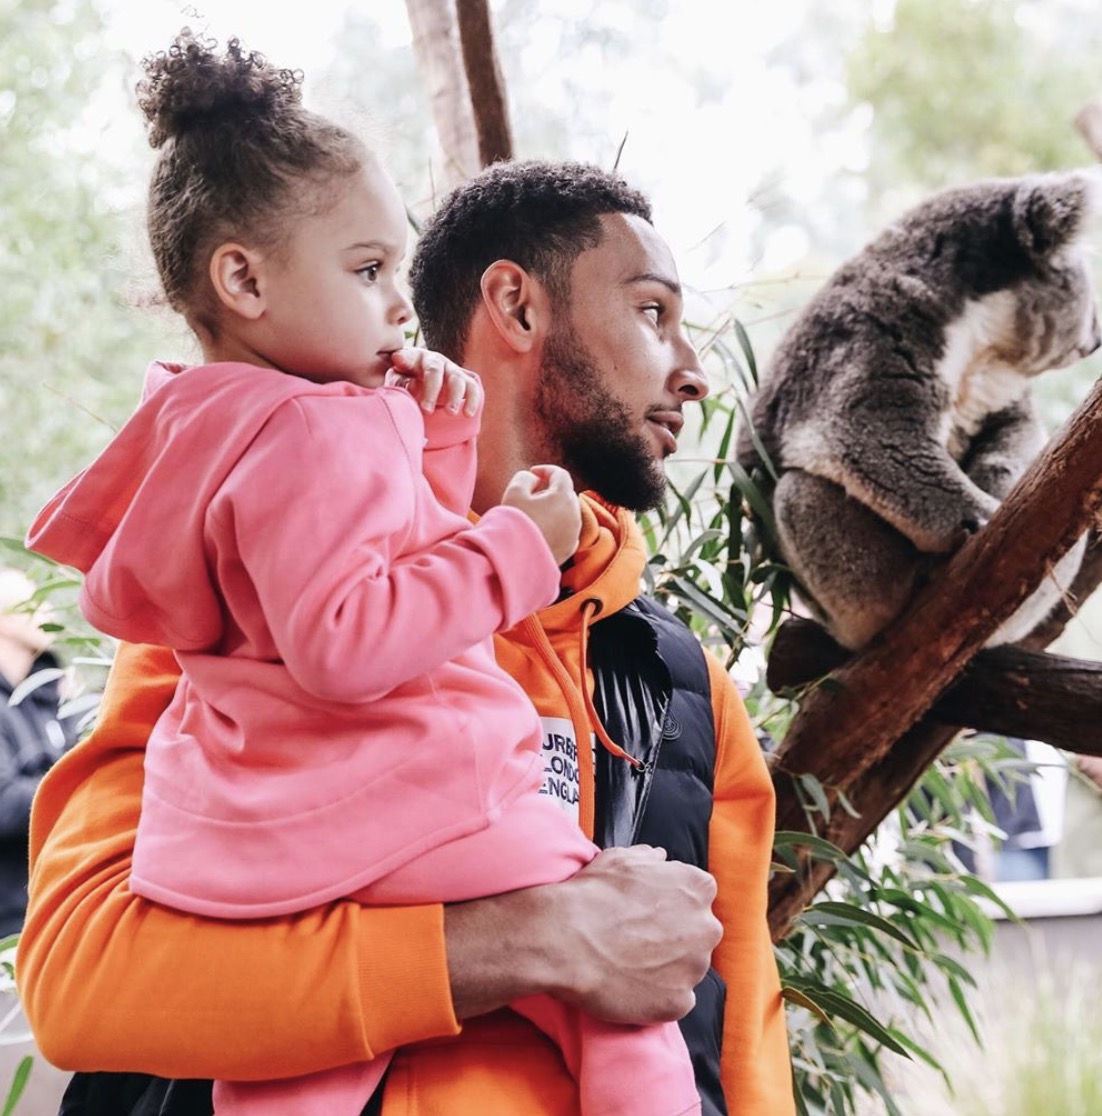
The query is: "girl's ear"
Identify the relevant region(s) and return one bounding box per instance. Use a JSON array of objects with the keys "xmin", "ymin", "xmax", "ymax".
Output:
[
  {"xmin": 479, "ymin": 260, "xmax": 552, "ymax": 354},
  {"xmin": 210, "ymin": 243, "xmax": 266, "ymax": 321}
]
